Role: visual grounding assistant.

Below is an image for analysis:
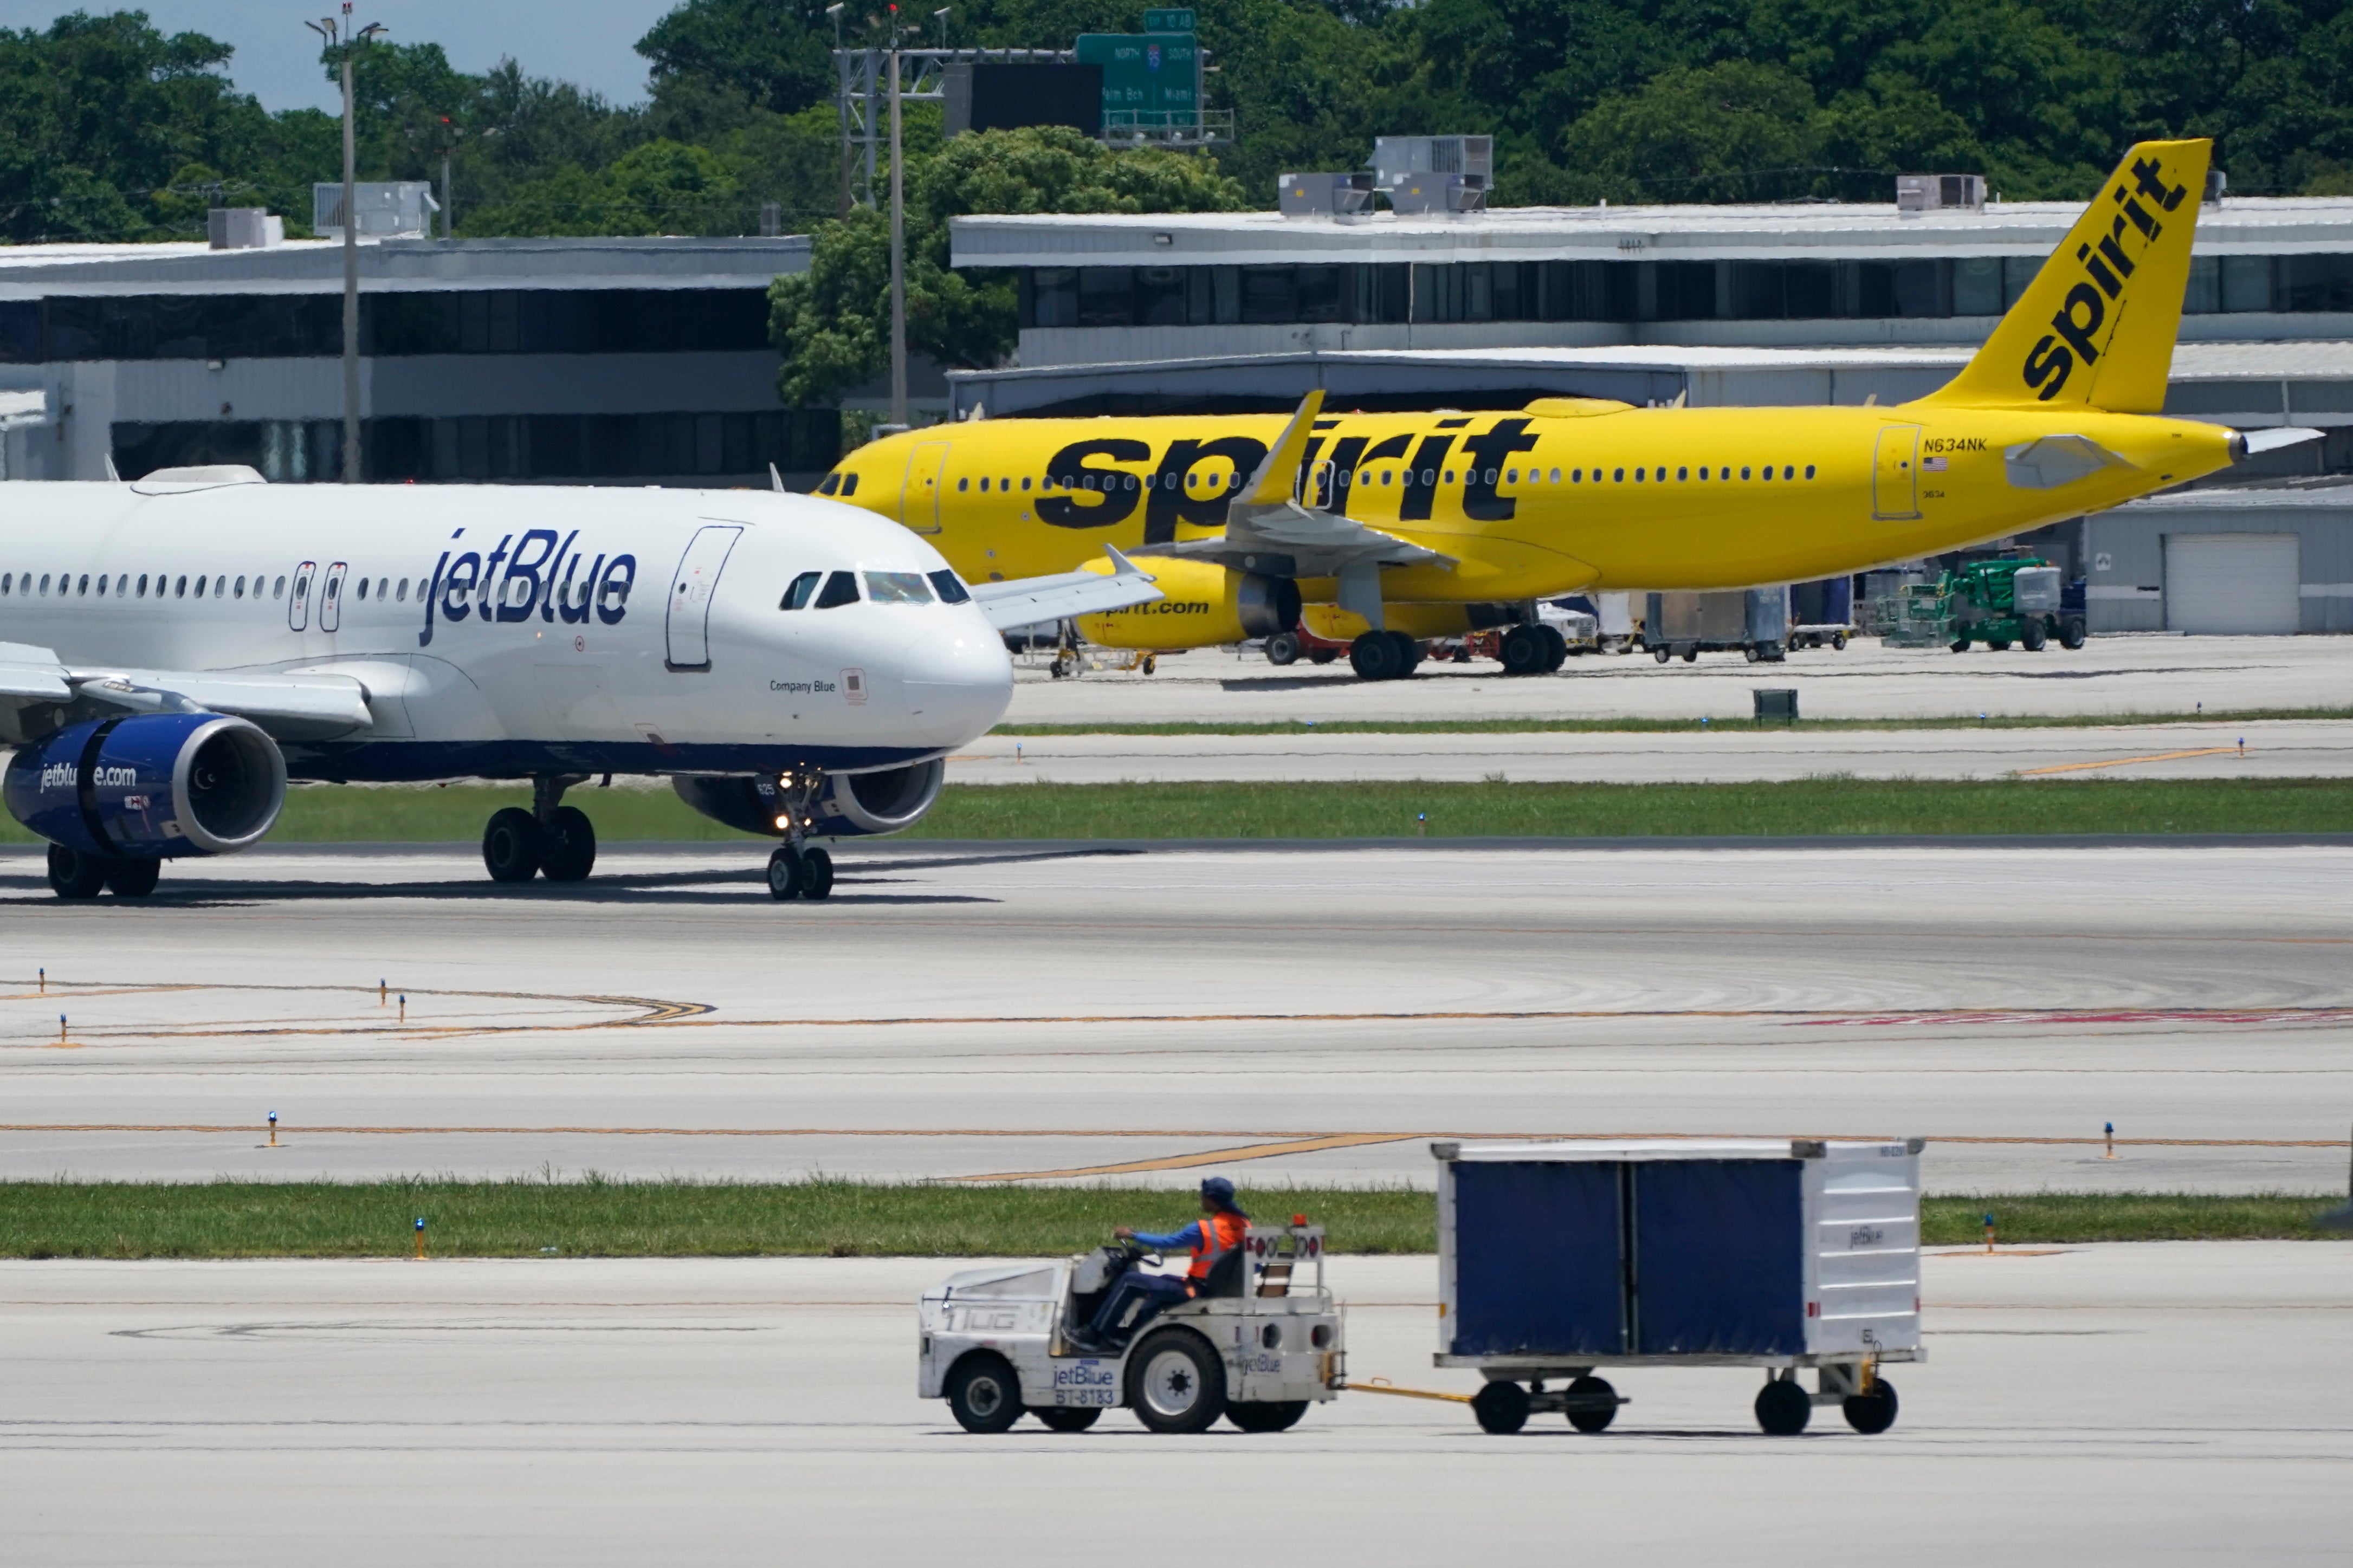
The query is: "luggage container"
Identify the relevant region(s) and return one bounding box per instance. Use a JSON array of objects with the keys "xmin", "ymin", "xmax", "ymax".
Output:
[
  {"xmin": 1646, "ymin": 589, "xmax": 1788, "ymax": 663},
  {"xmin": 1431, "ymin": 1138, "xmax": 1923, "ymax": 1436}
]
